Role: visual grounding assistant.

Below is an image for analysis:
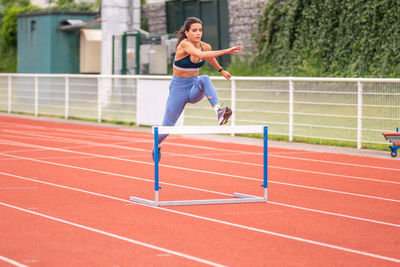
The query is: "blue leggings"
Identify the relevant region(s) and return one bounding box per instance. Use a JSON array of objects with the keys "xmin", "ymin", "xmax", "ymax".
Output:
[{"xmin": 158, "ymin": 75, "xmax": 219, "ymax": 144}]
